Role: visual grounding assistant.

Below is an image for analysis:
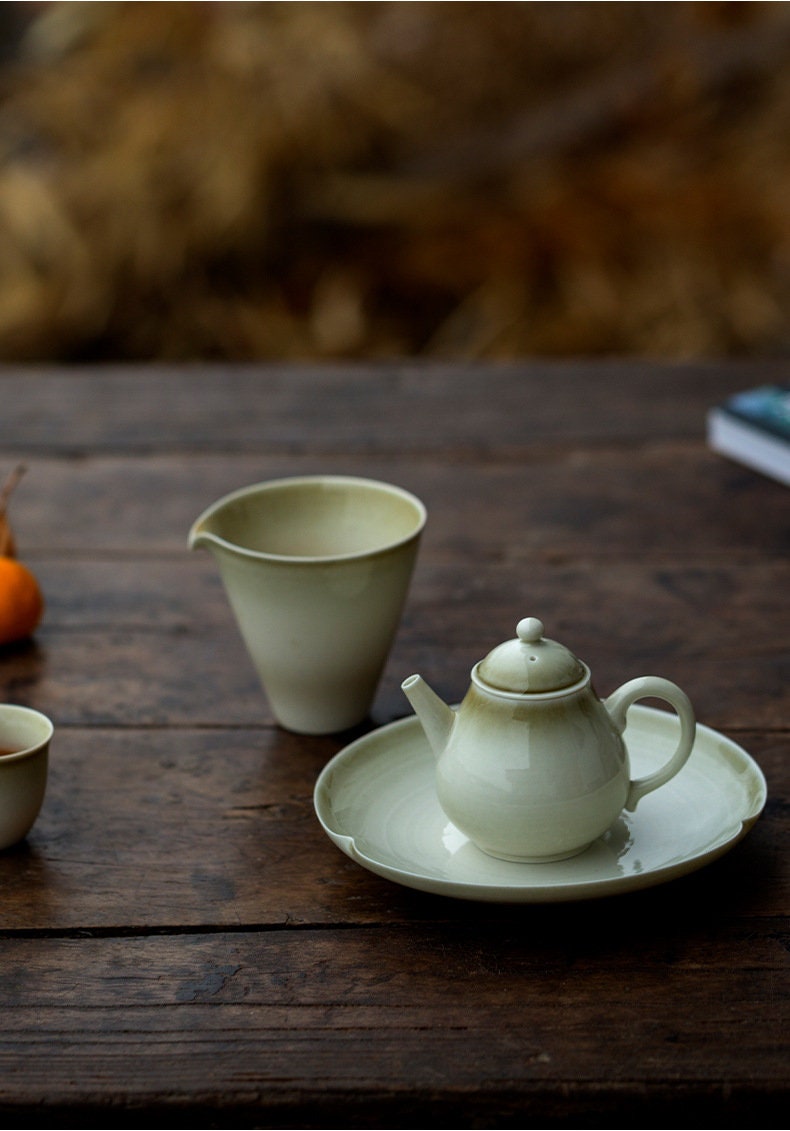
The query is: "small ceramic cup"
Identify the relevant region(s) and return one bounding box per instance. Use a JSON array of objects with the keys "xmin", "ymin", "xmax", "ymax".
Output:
[
  {"xmin": 0, "ymin": 704, "xmax": 53, "ymax": 850},
  {"xmin": 189, "ymin": 475, "xmax": 427, "ymax": 734}
]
